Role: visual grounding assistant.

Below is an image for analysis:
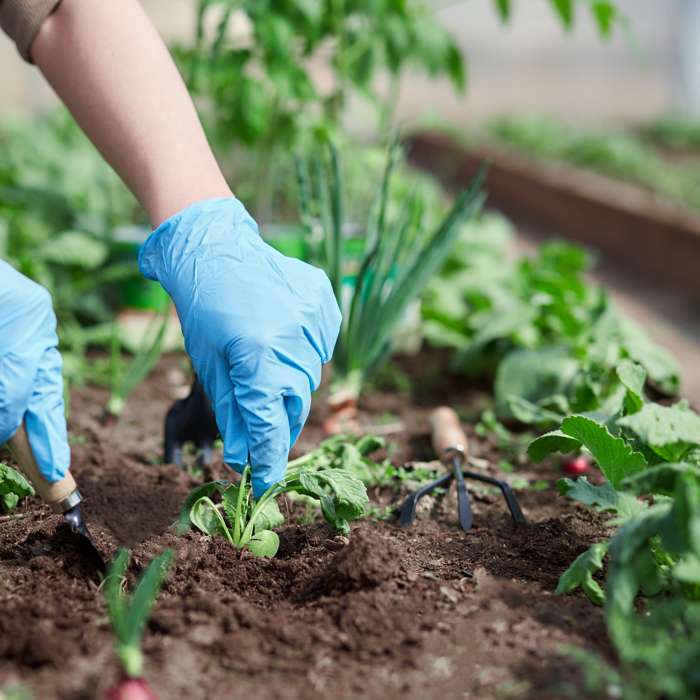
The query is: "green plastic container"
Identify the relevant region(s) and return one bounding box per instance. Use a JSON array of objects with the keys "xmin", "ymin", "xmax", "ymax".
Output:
[{"xmin": 111, "ymin": 225, "xmax": 170, "ymax": 310}]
